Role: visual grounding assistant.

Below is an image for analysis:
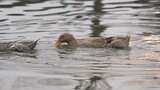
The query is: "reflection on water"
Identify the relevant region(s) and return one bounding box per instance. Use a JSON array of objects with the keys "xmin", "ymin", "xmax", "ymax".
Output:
[
  {"xmin": 75, "ymin": 76, "xmax": 111, "ymax": 90},
  {"xmin": 90, "ymin": 0, "xmax": 106, "ymax": 37},
  {"xmin": 90, "ymin": 17, "xmax": 106, "ymax": 37},
  {"xmin": 0, "ymin": 0, "xmax": 50, "ymax": 8},
  {"xmin": 0, "ymin": 0, "xmax": 160, "ymax": 90},
  {"xmin": 93, "ymin": 0, "xmax": 104, "ymax": 15}
]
